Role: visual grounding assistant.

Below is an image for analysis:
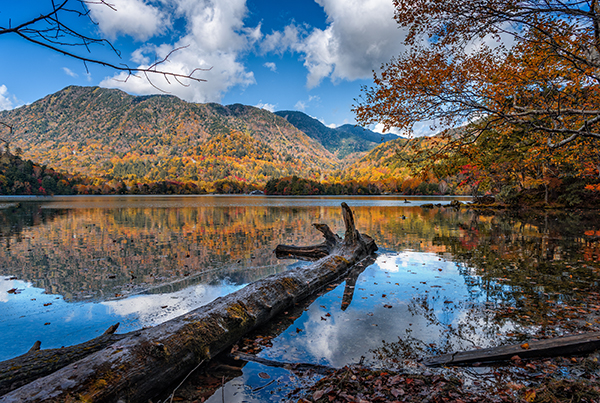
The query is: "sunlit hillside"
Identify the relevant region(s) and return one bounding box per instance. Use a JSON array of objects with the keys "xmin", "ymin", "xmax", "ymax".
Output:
[{"xmin": 0, "ymin": 86, "xmax": 338, "ymax": 186}]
